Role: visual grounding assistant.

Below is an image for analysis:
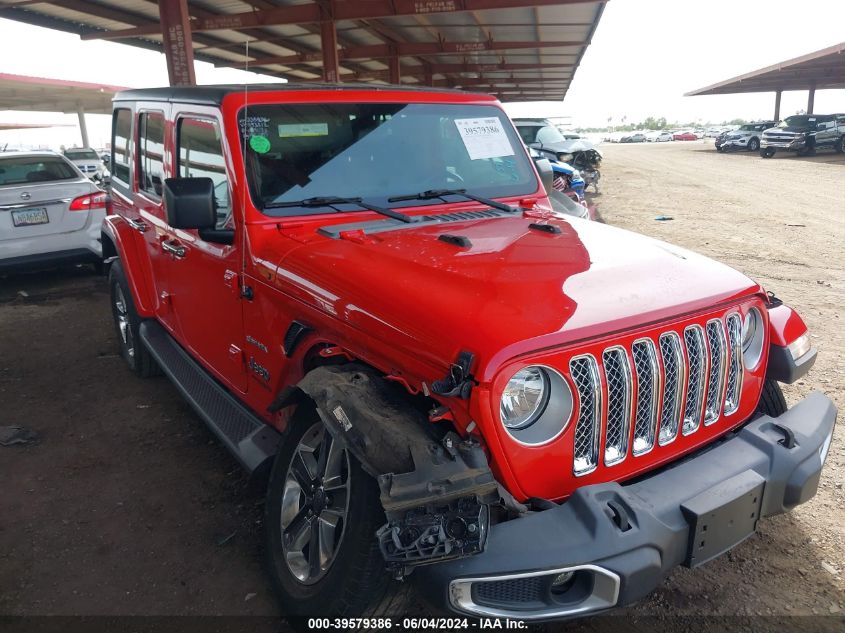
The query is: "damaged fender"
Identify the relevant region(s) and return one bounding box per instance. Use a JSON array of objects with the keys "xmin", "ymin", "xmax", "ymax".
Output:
[{"xmin": 274, "ymin": 364, "xmax": 500, "ymax": 575}]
